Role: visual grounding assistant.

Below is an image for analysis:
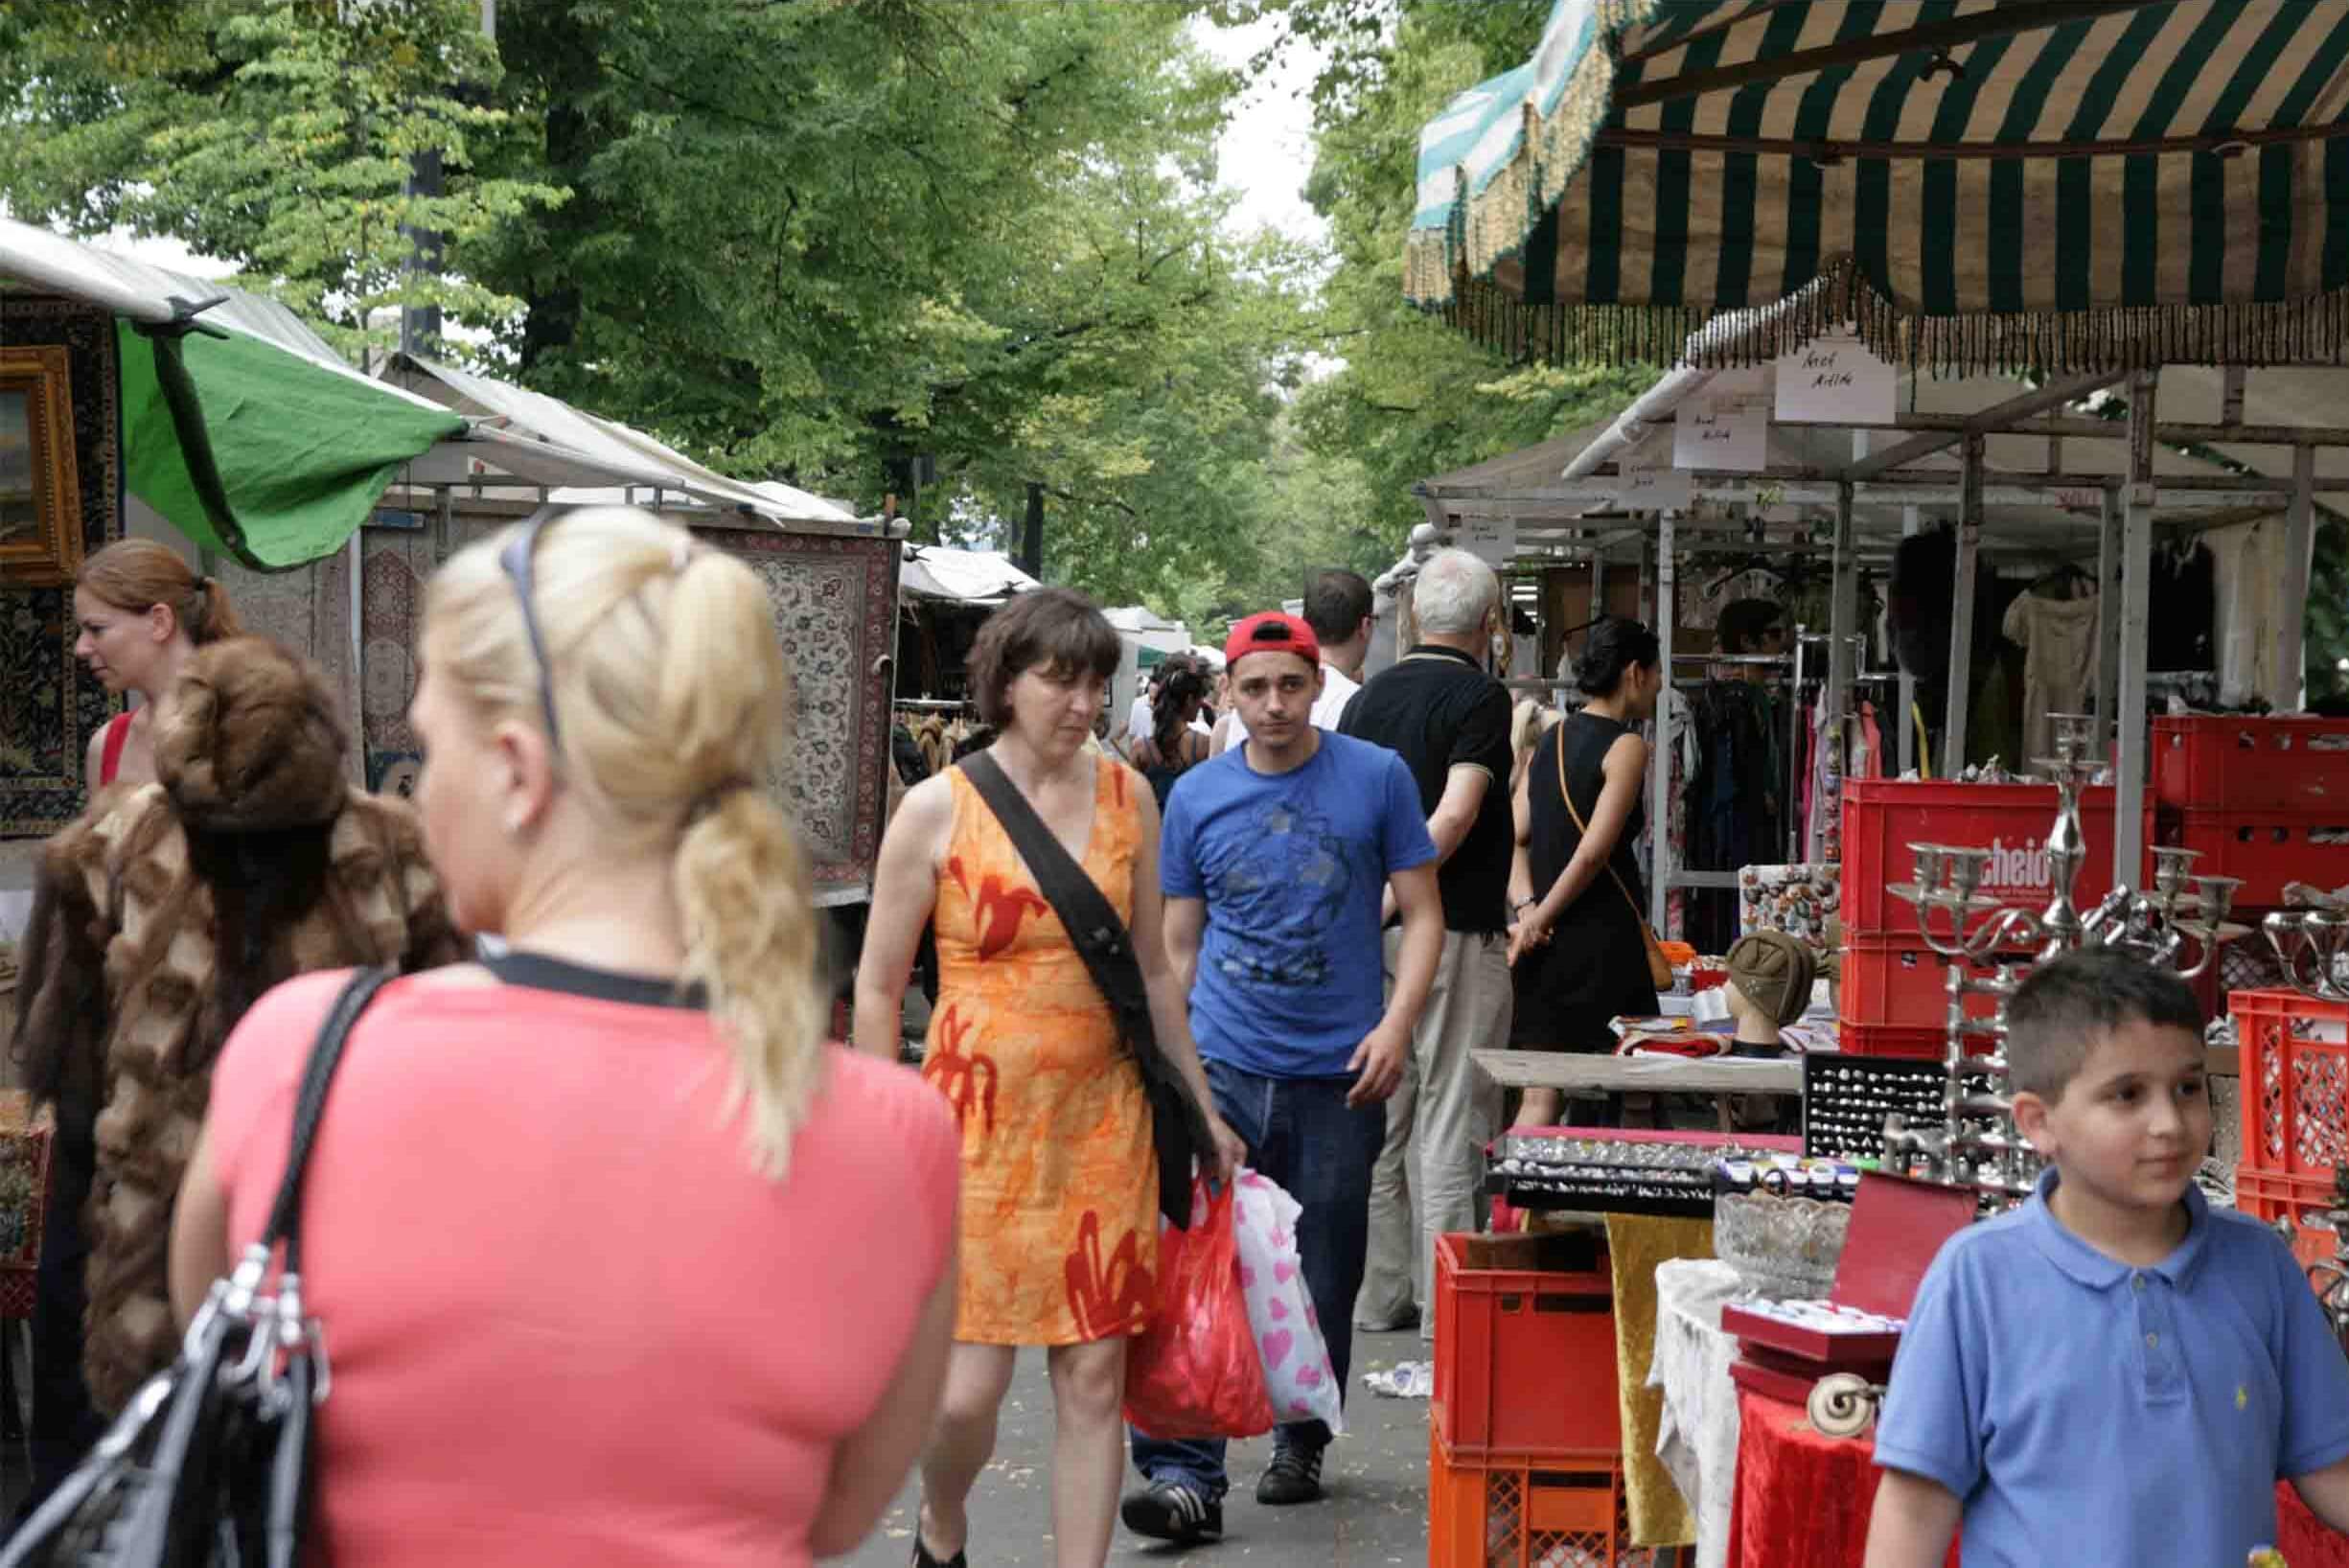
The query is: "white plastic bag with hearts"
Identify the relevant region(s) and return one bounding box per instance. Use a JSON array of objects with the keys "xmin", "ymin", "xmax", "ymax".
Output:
[{"xmin": 1230, "ymin": 1168, "xmax": 1342, "ymax": 1435}]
